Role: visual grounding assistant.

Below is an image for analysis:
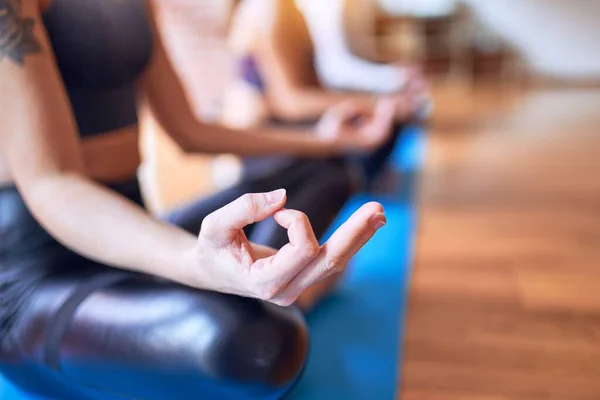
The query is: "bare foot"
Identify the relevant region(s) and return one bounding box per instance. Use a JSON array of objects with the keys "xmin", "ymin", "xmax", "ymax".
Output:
[{"xmin": 295, "ymin": 269, "xmax": 346, "ymax": 313}]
